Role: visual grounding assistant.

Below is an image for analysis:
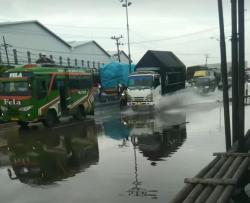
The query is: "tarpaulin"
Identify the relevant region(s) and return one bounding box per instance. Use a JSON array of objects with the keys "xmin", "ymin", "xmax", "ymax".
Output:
[{"xmin": 100, "ymin": 62, "xmax": 135, "ymax": 89}]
